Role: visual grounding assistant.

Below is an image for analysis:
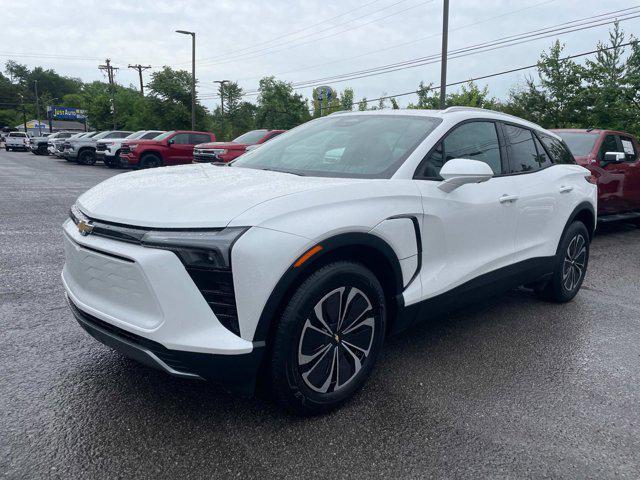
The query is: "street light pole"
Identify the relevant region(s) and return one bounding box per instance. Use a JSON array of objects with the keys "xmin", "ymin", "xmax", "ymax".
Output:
[
  {"xmin": 214, "ymin": 80, "xmax": 230, "ymax": 140},
  {"xmin": 439, "ymin": 0, "xmax": 450, "ymax": 109},
  {"xmin": 34, "ymin": 80, "xmax": 42, "ymax": 135},
  {"xmin": 176, "ymin": 30, "xmax": 196, "ymax": 130}
]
